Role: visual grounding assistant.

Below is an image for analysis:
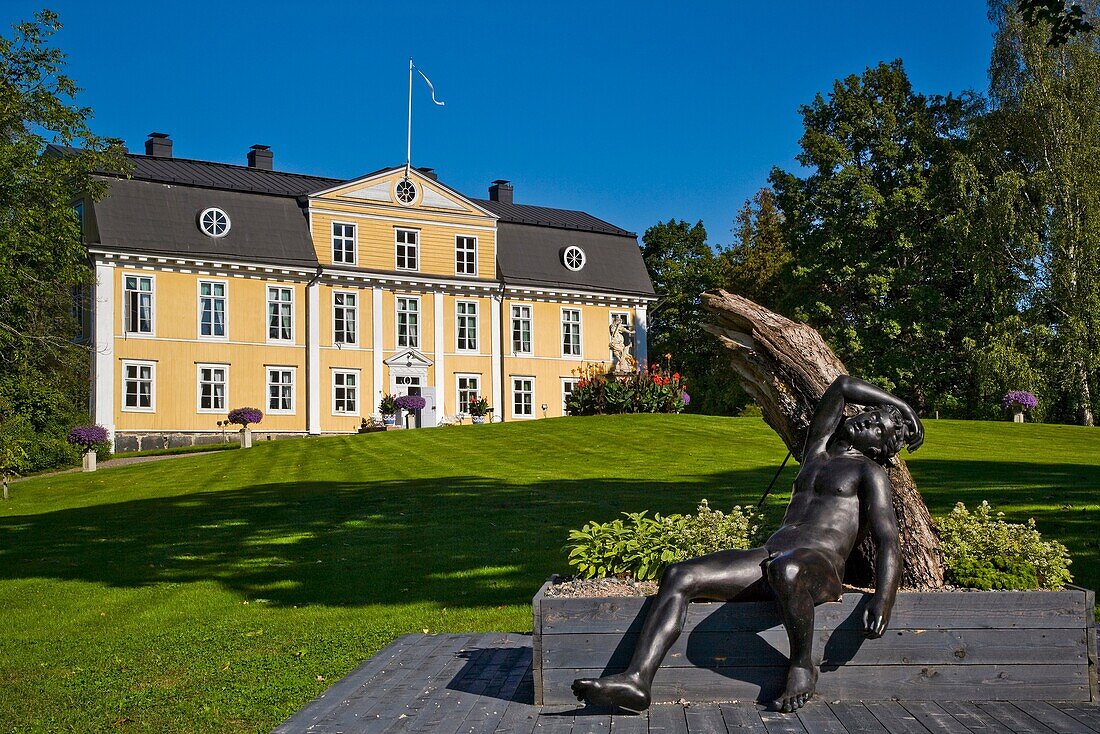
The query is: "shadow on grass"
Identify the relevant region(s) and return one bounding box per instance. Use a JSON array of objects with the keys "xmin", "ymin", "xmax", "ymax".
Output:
[{"xmin": 1, "ymin": 460, "xmax": 1096, "ymax": 608}]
